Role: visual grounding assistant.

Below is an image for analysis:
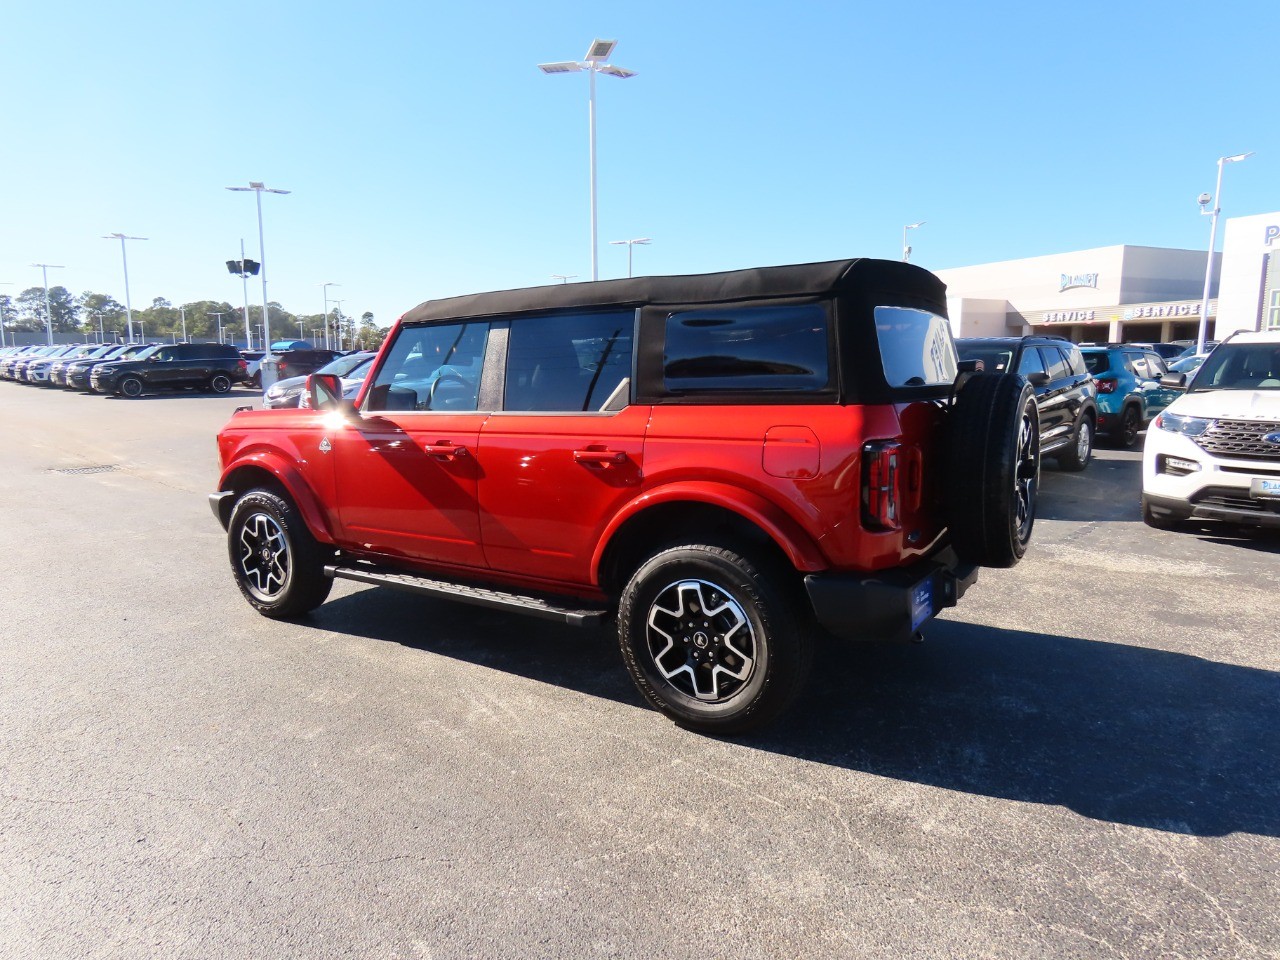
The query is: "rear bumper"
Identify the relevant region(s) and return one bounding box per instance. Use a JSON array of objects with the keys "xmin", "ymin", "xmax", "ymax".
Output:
[{"xmin": 804, "ymin": 547, "xmax": 979, "ymax": 642}]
